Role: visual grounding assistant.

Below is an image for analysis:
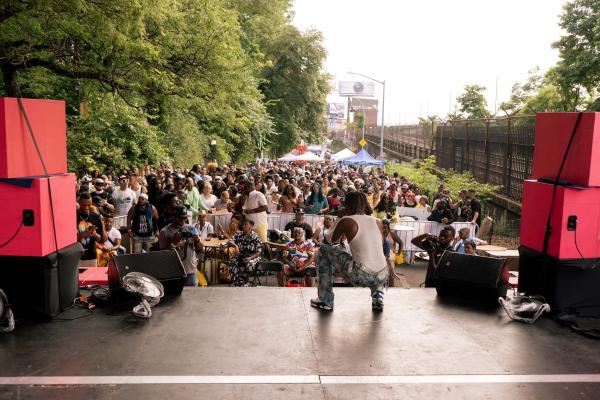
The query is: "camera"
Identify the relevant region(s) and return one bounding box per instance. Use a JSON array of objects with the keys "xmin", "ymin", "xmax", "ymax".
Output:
[{"xmin": 179, "ymin": 225, "xmax": 197, "ymax": 239}]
